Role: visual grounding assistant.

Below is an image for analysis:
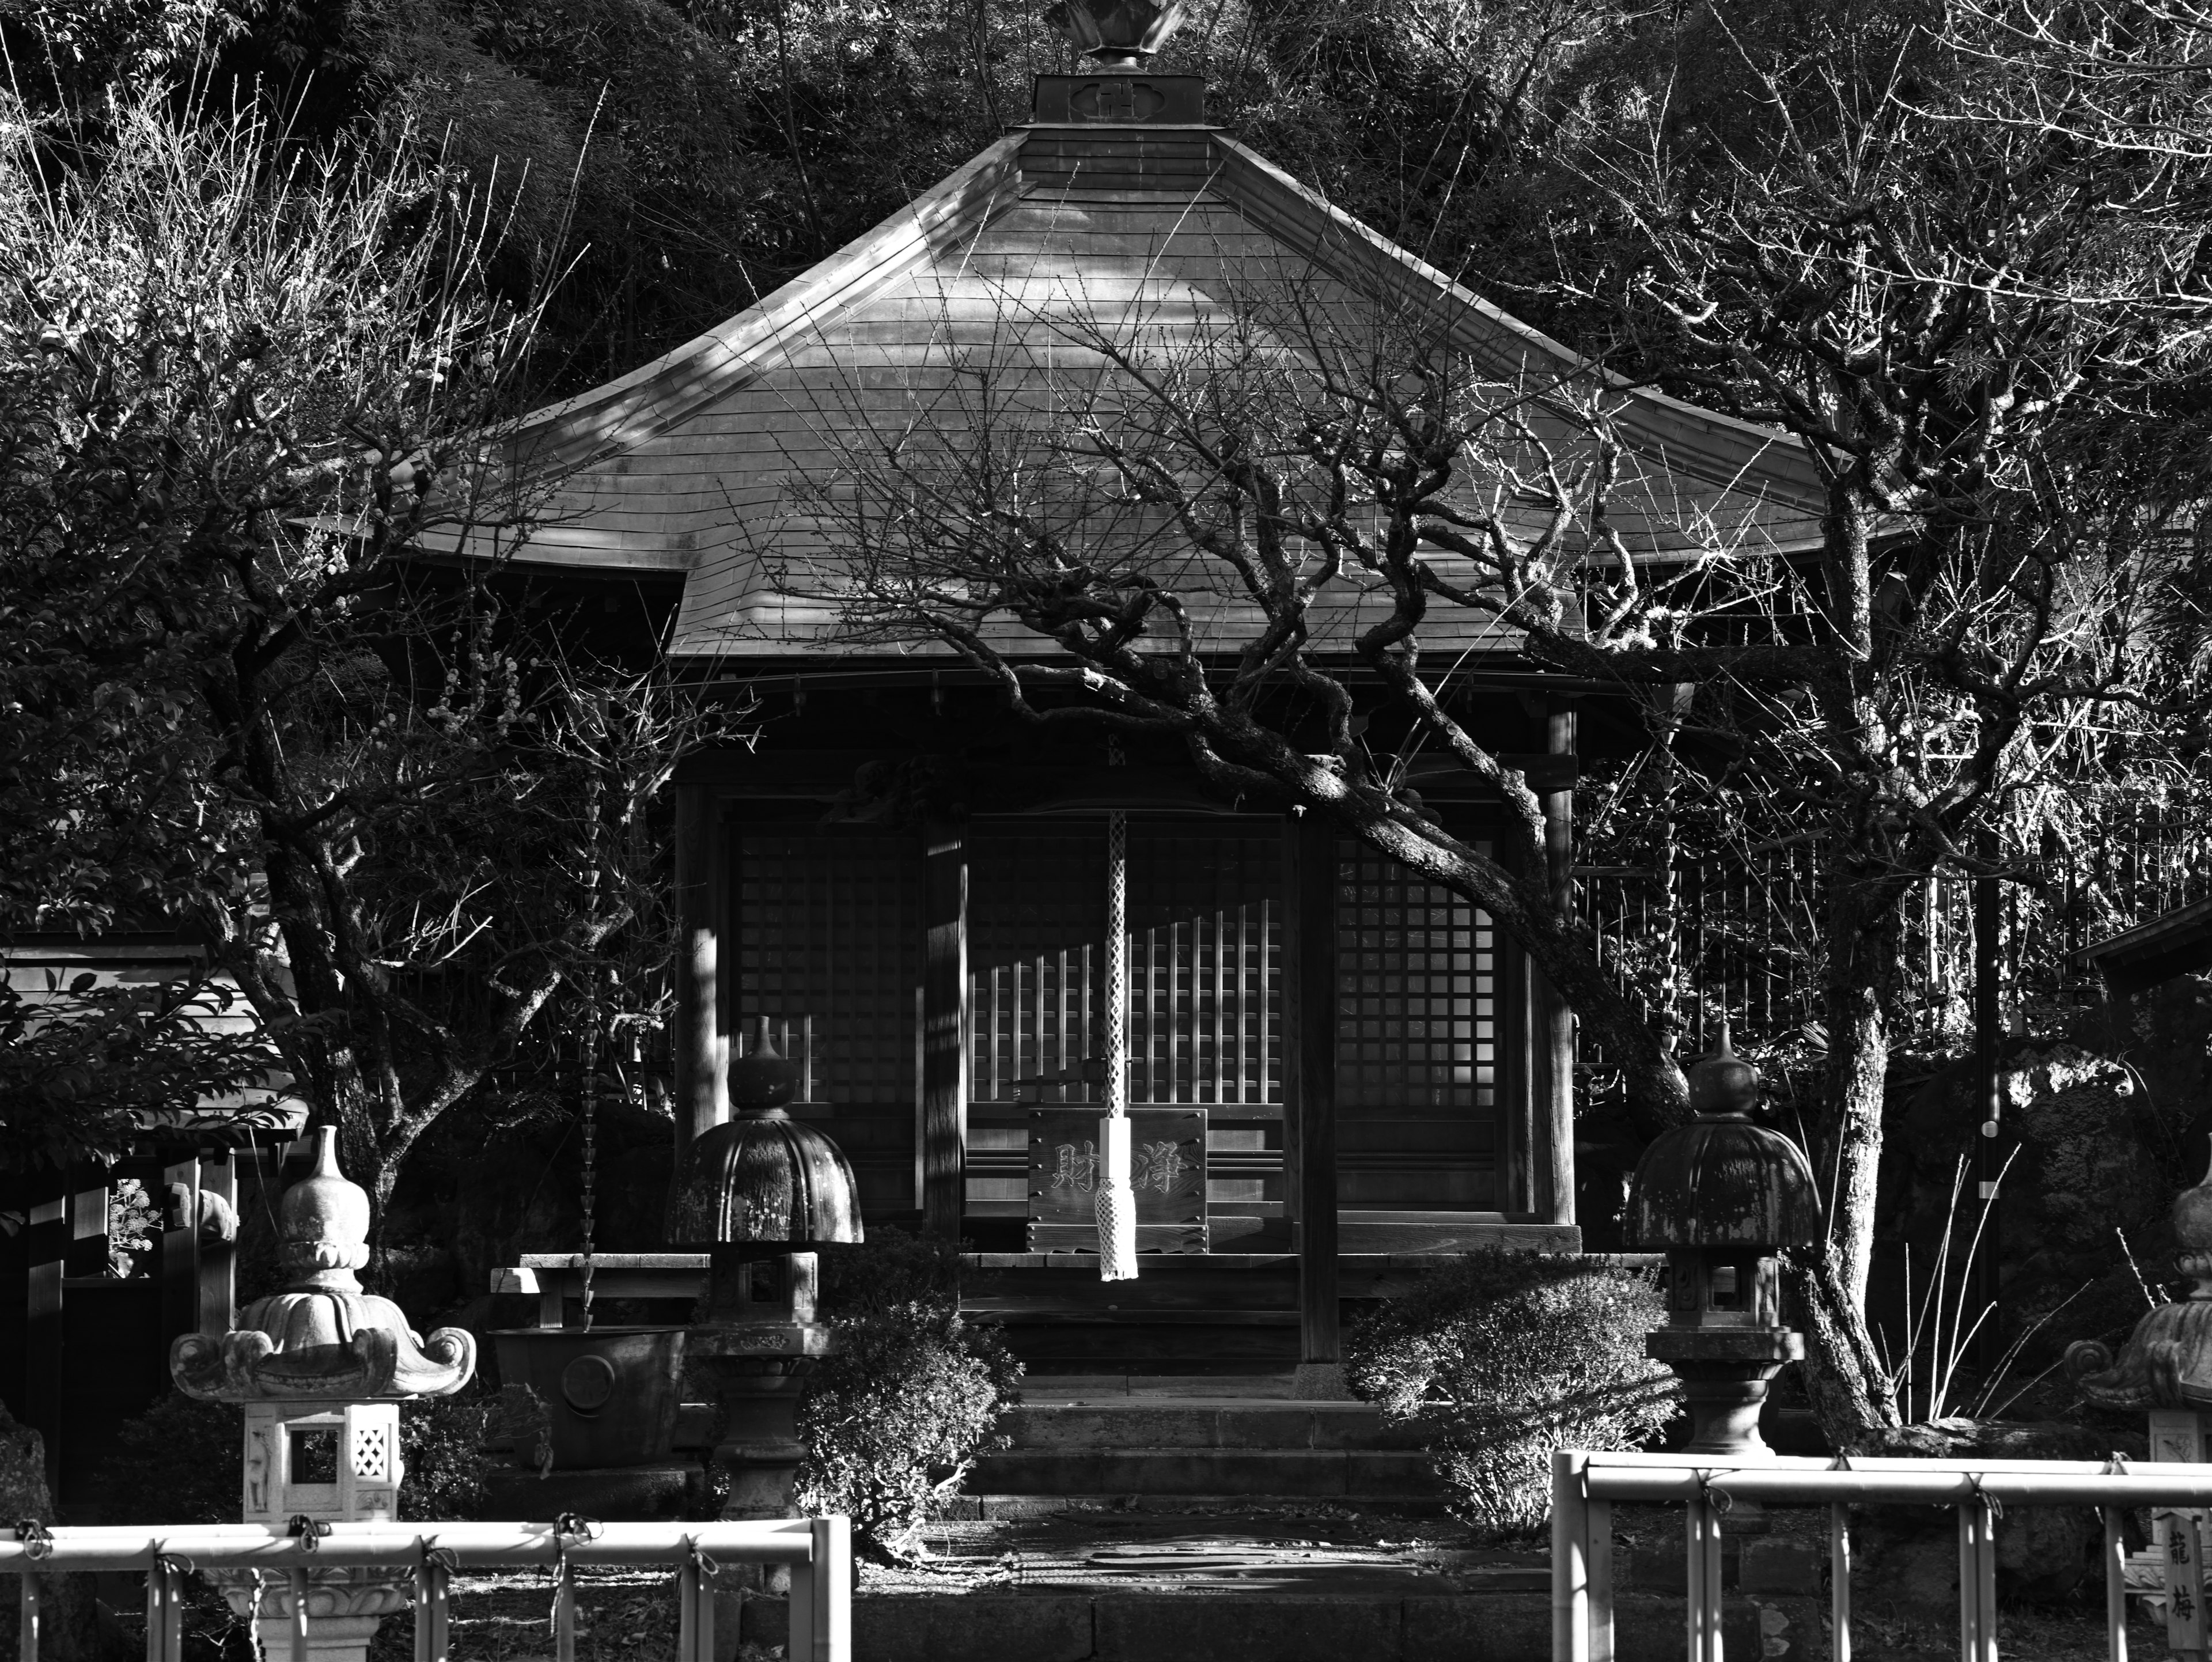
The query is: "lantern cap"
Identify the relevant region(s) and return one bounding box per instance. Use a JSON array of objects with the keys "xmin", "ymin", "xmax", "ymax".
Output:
[
  {"xmin": 730, "ymin": 1040, "xmax": 799, "ymax": 1112},
  {"xmin": 1627, "ymin": 1029, "xmax": 1820, "ymax": 1251},
  {"xmin": 169, "ymin": 1127, "xmax": 476, "ymax": 1401},
  {"xmin": 1685, "ymin": 1019, "xmax": 1760, "ymax": 1119},
  {"xmin": 668, "ymin": 1111, "xmax": 865, "ymax": 1247}
]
